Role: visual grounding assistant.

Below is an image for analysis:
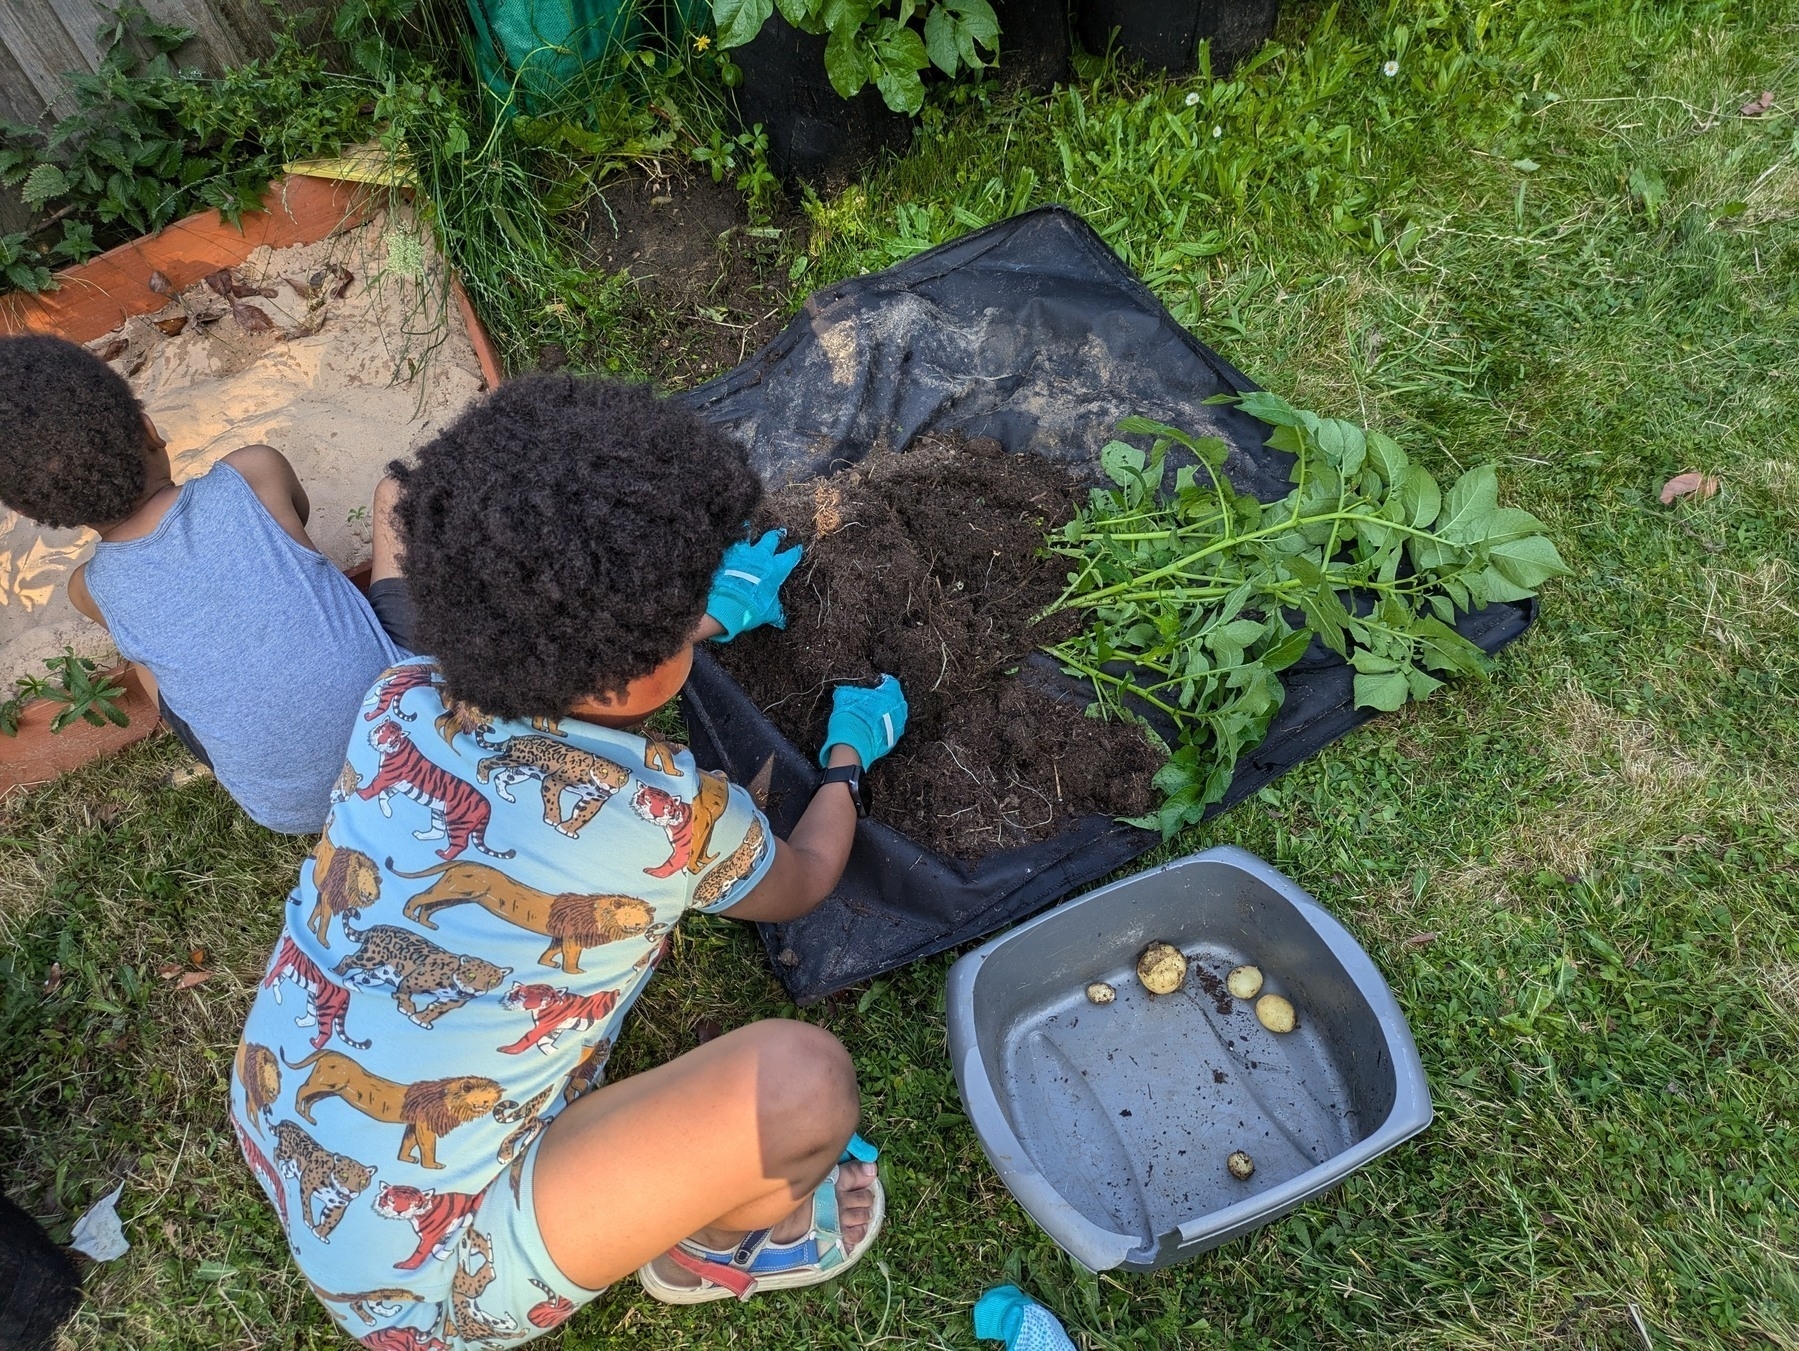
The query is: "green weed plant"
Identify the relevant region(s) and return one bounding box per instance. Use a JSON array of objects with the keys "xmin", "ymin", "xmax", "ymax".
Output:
[{"xmin": 1045, "ymin": 394, "xmax": 1569, "ymax": 835}]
